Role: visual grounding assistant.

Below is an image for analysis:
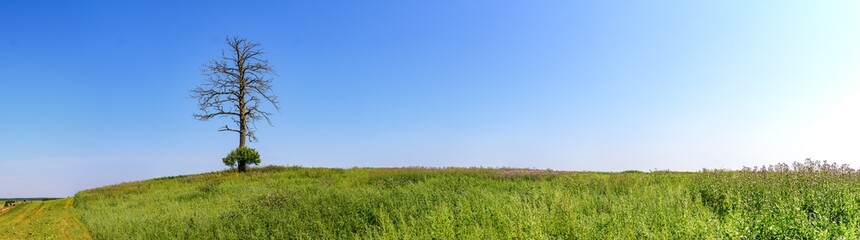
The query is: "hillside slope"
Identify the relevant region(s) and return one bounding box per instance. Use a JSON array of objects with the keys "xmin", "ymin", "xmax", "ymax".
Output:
[
  {"xmin": 4, "ymin": 166, "xmax": 860, "ymax": 239},
  {"xmin": 0, "ymin": 198, "xmax": 91, "ymax": 240},
  {"xmin": 71, "ymin": 166, "xmax": 860, "ymax": 239},
  {"xmin": 76, "ymin": 167, "xmax": 718, "ymax": 239}
]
